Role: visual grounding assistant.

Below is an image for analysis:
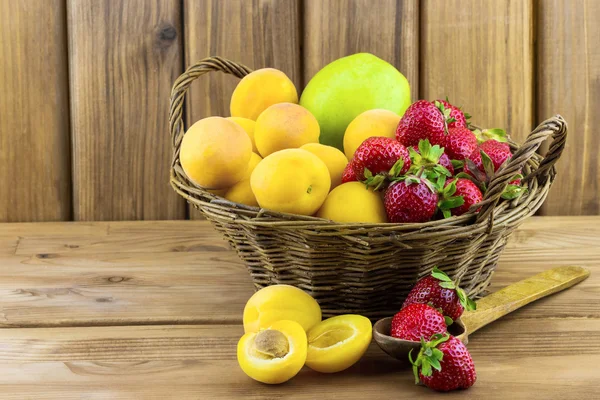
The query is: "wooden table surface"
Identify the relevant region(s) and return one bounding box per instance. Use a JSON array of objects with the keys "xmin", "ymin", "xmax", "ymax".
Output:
[{"xmin": 1, "ymin": 216, "xmax": 599, "ymax": 399}]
